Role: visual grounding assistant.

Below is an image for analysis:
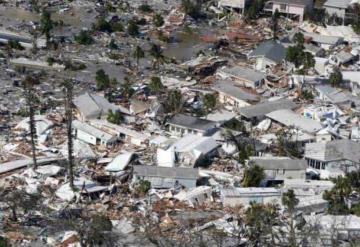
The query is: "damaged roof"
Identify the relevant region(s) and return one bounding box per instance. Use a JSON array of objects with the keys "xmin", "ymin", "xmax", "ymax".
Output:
[
  {"xmin": 239, "ymin": 99, "xmax": 297, "ymax": 119},
  {"xmin": 220, "ymin": 66, "xmax": 265, "ymax": 83},
  {"xmin": 167, "ymin": 114, "xmax": 218, "ymax": 131},
  {"xmin": 72, "ymin": 120, "xmax": 117, "ymax": 142},
  {"xmin": 305, "ymin": 139, "xmax": 360, "ymax": 162},
  {"xmin": 324, "ymin": 0, "xmax": 352, "ymax": 9},
  {"xmin": 133, "ymin": 165, "xmax": 199, "ymax": 179},
  {"xmin": 248, "ymin": 40, "xmax": 286, "ymax": 63},
  {"xmin": 212, "ymin": 80, "xmax": 260, "ymax": 102},
  {"xmin": 250, "ymin": 157, "xmax": 307, "ymax": 170},
  {"xmin": 266, "ymin": 109, "xmax": 323, "ymax": 134},
  {"xmin": 74, "ymin": 92, "xmax": 130, "ymax": 119}
]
